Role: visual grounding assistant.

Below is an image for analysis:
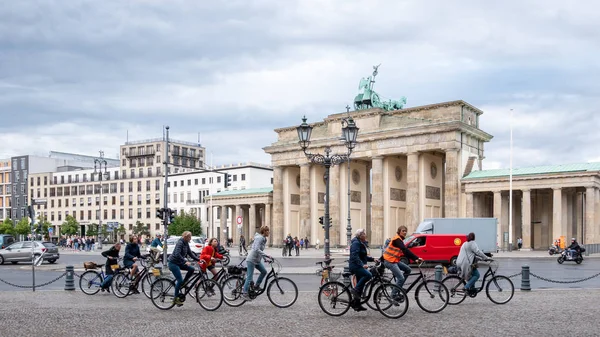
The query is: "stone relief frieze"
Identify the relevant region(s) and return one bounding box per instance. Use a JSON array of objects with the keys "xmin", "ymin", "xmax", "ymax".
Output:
[
  {"xmin": 290, "ymin": 194, "xmax": 300, "ymax": 205},
  {"xmin": 351, "ymin": 190, "xmax": 361, "ymax": 203},
  {"xmin": 318, "ymin": 192, "xmax": 325, "ymax": 204},
  {"xmin": 390, "ymin": 188, "xmax": 406, "ymax": 202},
  {"xmin": 426, "ymin": 186, "xmax": 441, "ymax": 200}
]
